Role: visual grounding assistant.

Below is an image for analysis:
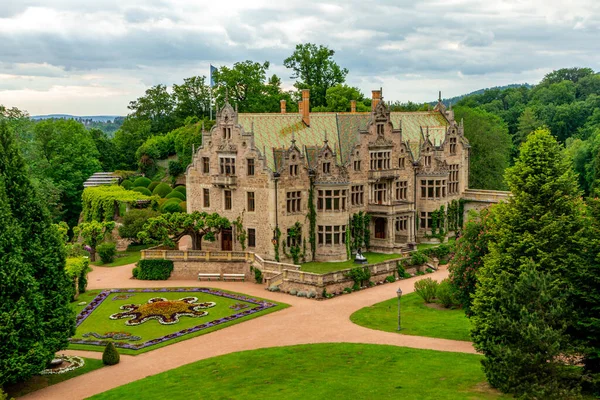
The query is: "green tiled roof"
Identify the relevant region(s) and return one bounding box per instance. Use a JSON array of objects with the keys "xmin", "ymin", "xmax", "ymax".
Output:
[{"xmin": 237, "ymin": 111, "xmax": 448, "ymax": 170}]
